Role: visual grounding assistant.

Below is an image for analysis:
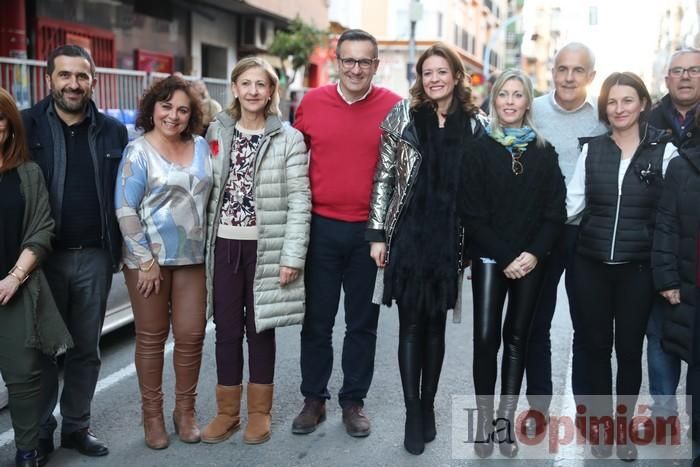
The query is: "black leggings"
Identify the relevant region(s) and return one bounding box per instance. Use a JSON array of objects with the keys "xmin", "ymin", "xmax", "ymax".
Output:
[
  {"xmin": 397, "ymin": 303, "xmax": 448, "ymax": 404},
  {"xmin": 573, "ymin": 255, "xmax": 653, "ymax": 414},
  {"xmin": 472, "ymin": 260, "xmax": 545, "ymax": 397}
]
